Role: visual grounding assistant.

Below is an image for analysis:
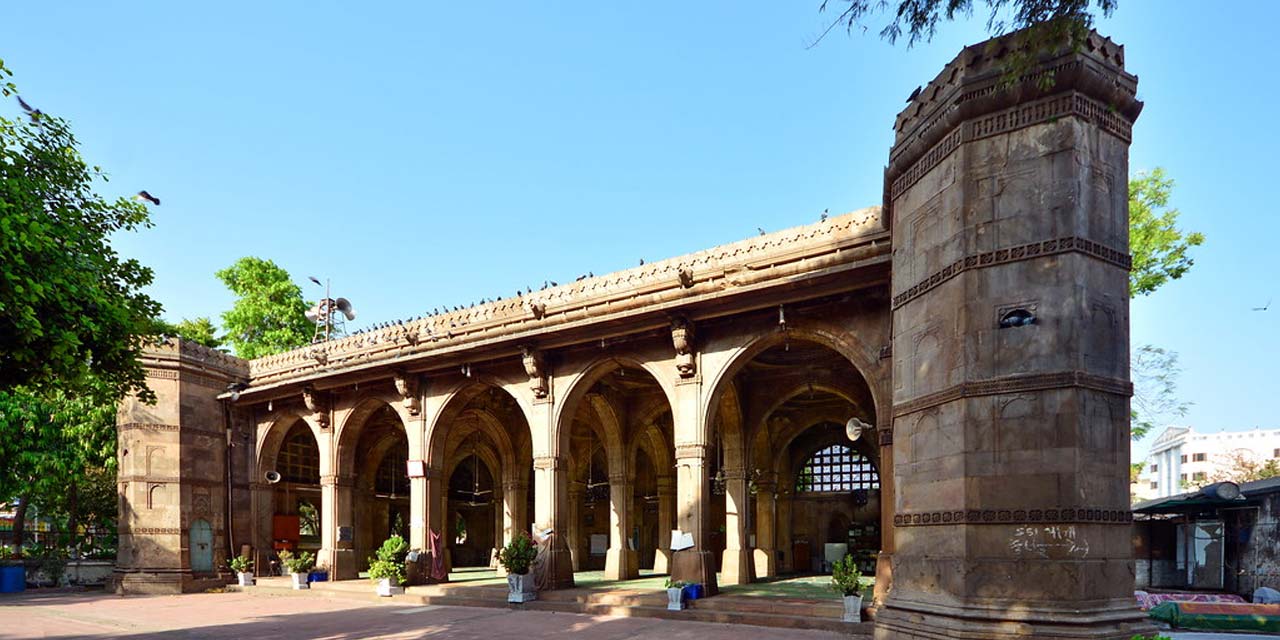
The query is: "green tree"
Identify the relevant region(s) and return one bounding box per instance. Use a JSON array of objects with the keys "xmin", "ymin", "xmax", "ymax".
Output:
[
  {"xmin": 1129, "ymin": 345, "xmax": 1190, "ymax": 441},
  {"xmin": 0, "ymin": 378, "xmax": 117, "ymax": 549},
  {"xmin": 1128, "ymin": 168, "xmax": 1206, "ymax": 298},
  {"xmin": 0, "ymin": 61, "xmax": 162, "ymax": 400},
  {"xmin": 216, "ymin": 257, "xmax": 312, "ymax": 359},
  {"xmin": 155, "ymin": 316, "xmax": 223, "ymax": 349}
]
